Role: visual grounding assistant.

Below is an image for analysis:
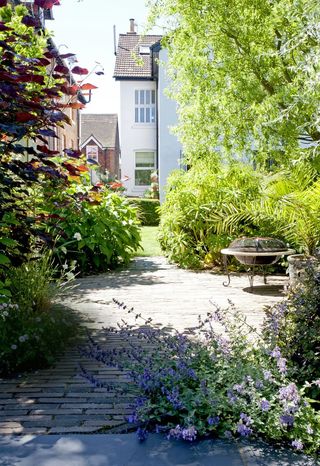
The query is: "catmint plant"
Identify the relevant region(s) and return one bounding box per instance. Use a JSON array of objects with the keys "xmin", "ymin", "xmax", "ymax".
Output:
[{"xmin": 81, "ymin": 298, "xmax": 320, "ymax": 455}]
